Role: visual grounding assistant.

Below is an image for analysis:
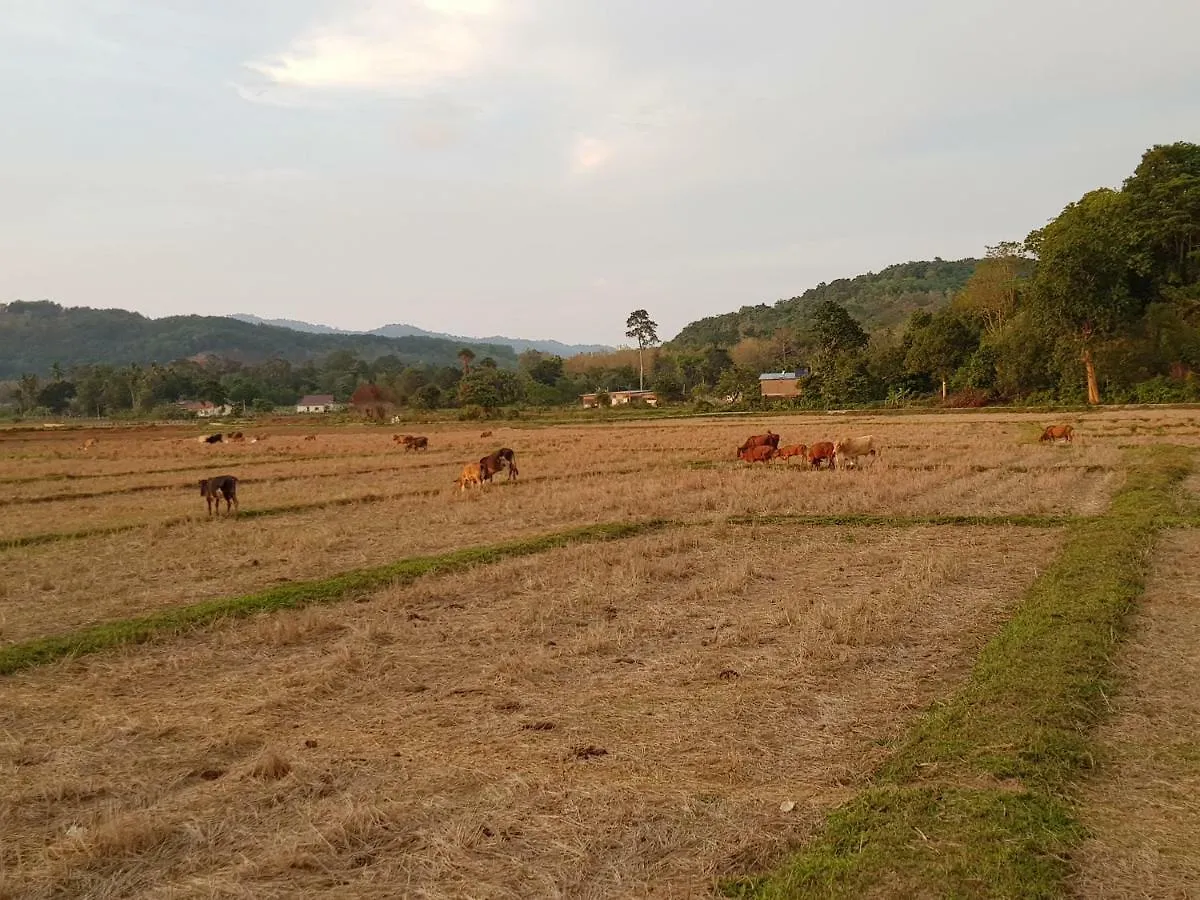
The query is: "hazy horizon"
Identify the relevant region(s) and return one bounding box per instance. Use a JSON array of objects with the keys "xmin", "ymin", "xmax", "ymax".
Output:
[{"xmin": 3, "ymin": 1, "xmax": 1198, "ymax": 345}]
